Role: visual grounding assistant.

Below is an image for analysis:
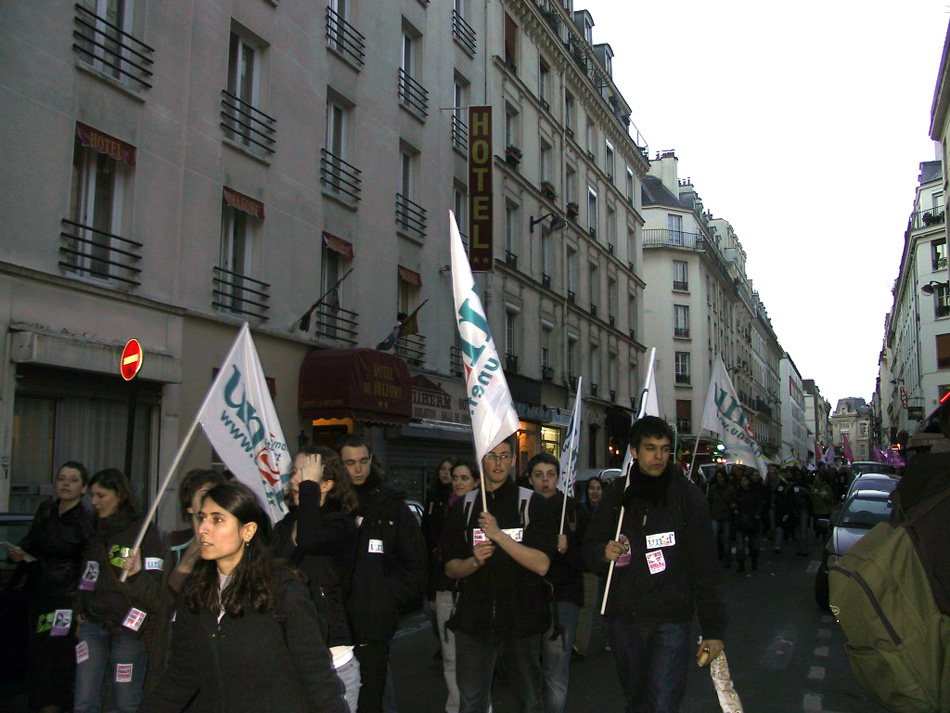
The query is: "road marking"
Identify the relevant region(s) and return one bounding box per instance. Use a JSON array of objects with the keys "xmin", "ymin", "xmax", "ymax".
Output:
[
  {"xmin": 803, "ymin": 692, "xmax": 823, "ymax": 712},
  {"xmin": 808, "ymin": 666, "xmax": 826, "ymax": 680},
  {"xmin": 814, "ymin": 646, "xmax": 829, "ymax": 658}
]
